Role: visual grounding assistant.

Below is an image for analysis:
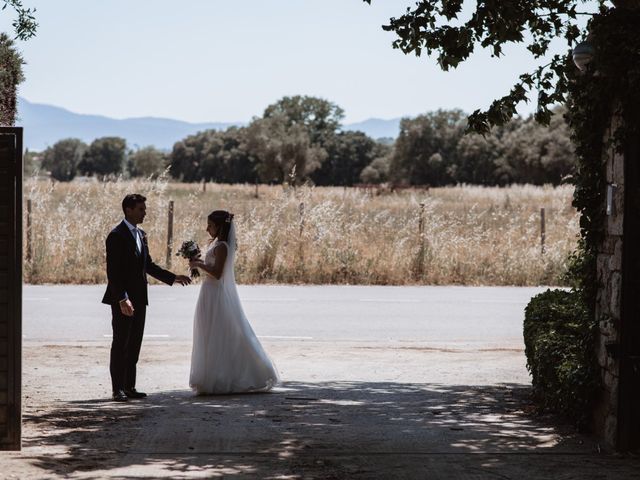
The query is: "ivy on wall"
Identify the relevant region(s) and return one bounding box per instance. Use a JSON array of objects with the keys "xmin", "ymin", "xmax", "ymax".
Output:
[
  {"xmin": 524, "ymin": 9, "xmax": 640, "ymax": 427},
  {"xmin": 566, "ymin": 8, "xmax": 640, "ymax": 315}
]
